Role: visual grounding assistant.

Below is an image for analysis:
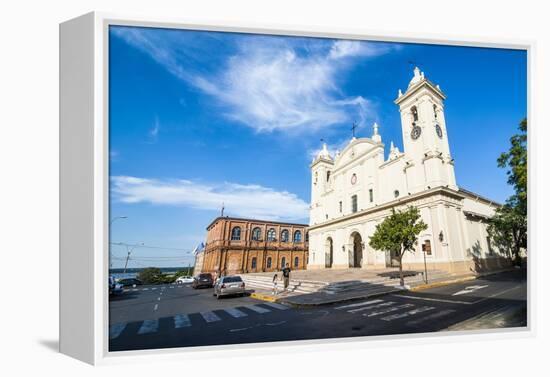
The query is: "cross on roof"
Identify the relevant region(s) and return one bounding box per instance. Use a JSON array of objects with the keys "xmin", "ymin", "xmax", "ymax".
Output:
[{"xmin": 351, "ymin": 122, "xmax": 358, "ymax": 138}]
